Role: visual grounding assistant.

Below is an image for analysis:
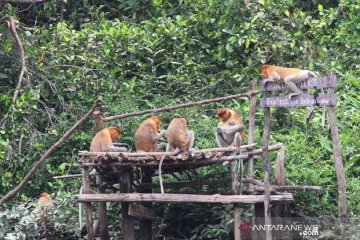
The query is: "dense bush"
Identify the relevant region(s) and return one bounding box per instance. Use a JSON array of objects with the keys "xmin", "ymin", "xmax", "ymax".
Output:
[{"xmin": 0, "ymin": 0, "xmax": 359, "ymax": 238}]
